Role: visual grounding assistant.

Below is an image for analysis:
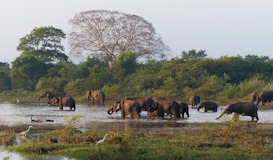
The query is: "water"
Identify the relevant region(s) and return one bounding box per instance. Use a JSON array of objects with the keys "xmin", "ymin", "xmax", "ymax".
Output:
[{"xmin": 0, "ymin": 101, "xmax": 272, "ymax": 132}]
